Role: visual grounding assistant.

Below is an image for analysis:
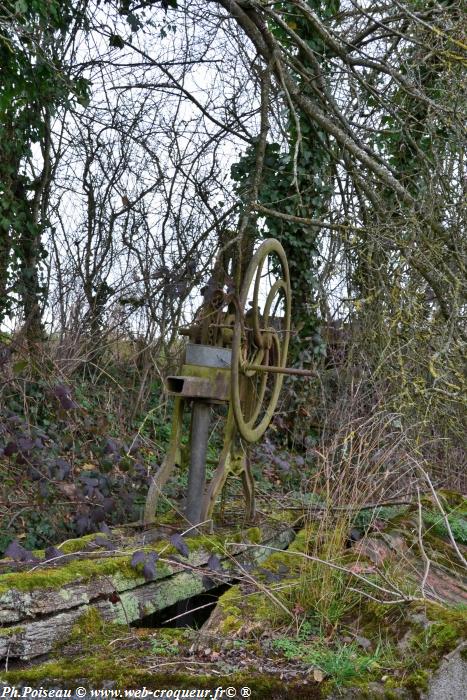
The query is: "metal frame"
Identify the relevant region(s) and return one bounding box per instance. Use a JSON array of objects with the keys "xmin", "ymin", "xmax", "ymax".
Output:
[{"xmin": 143, "ymin": 238, "xmax": 313, "ymax": 527}]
